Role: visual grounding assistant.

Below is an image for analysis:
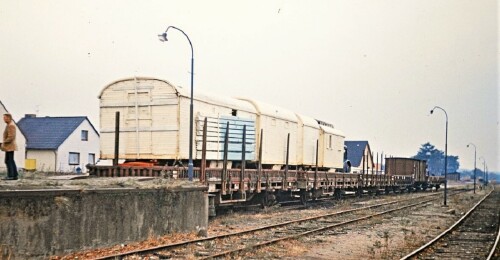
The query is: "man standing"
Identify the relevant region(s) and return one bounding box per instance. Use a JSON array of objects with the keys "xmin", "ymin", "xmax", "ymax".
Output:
[{"xmin": 2, "ymin": 113, "xmax": 18, "ymax": 180}]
